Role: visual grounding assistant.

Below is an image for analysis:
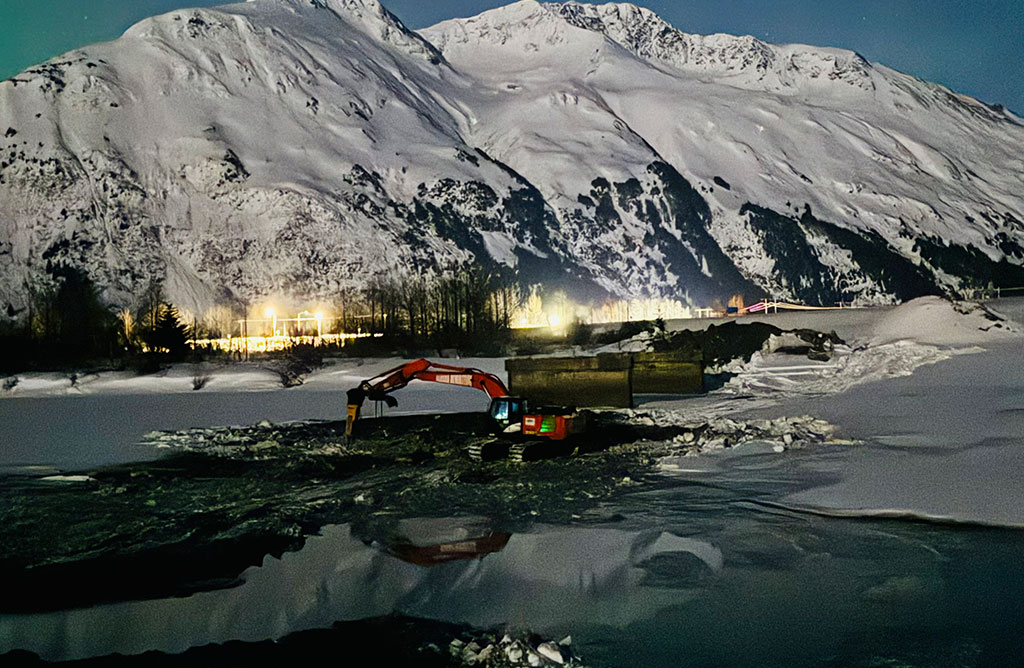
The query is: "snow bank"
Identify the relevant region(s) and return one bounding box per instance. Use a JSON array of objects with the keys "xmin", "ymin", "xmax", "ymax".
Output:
[
  {"xmin": 639, "ymin": 298, "xmax": 1024, "ymax": 528},
  {"xmin": 718, "ymin": 341, "xmax": 955, "ymax": 398},
  {"xmin": 704, "ymin": 298, "xmax": 1021, "ymax": 402},
  {"xmin": 869, "ymin": 296, "xmax": 1021, "ymax": 346},
  {"xmin": 771, "ymin": 340, "xmax": 1024, "ymax": 527}
]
